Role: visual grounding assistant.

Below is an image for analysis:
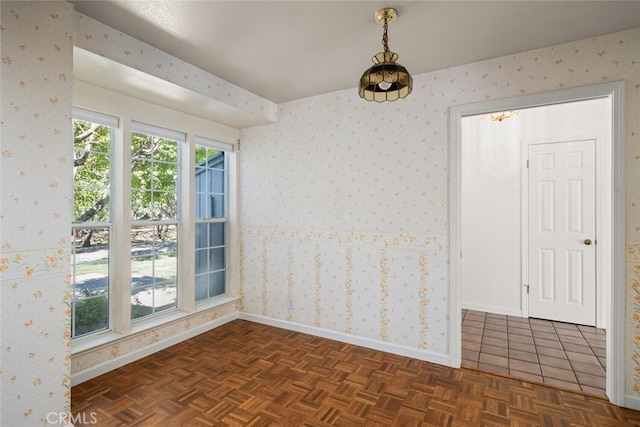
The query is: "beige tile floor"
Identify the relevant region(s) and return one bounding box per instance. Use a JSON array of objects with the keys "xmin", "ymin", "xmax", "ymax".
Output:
[{"xmin": 461, "ymin": 309, "xmax": 606, "ymax": 397}]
